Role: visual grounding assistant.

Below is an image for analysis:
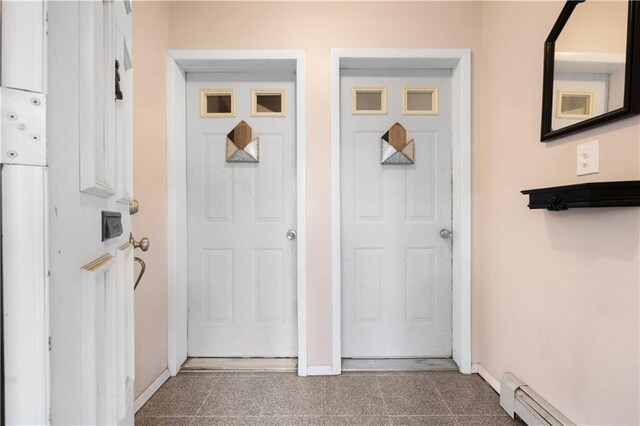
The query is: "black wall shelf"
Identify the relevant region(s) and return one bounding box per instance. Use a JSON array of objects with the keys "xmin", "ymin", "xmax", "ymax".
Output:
[{"xmin": 521, "ymin": 181, "xmax": 640, "ymax": 211}]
